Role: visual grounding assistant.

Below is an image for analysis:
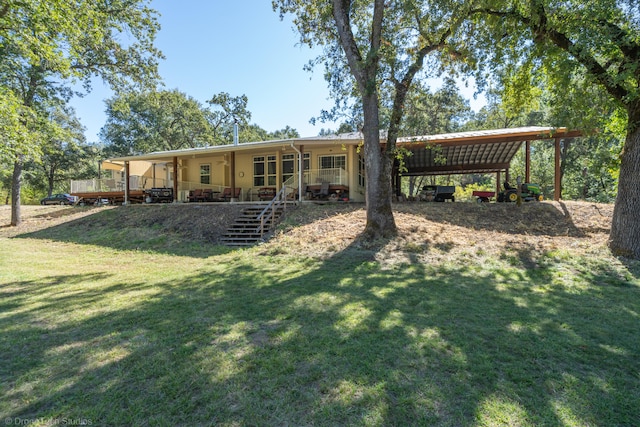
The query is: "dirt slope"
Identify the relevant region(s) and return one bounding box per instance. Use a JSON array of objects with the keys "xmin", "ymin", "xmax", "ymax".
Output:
[
  {"xmin": 0, "ymin": 201, "xmax": 613, "ymax": 263},
  {"xmin": 266, "ymin": 201, "xmax": 614, "ymax": 264}
]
